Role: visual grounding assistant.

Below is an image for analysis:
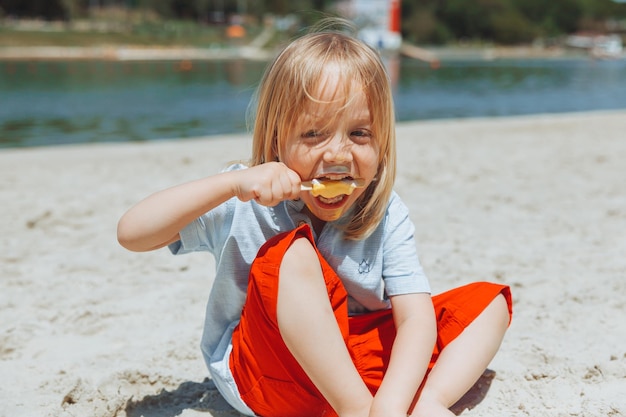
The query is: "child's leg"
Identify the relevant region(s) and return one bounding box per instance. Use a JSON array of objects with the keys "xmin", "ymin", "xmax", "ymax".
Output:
[
  {"xmin": 230, "ymin": 225, "xmax": 372, "ymax": 417},
  {"xmin": 277, "ymin": 236, "xmax": 373, "ymax": 417},
  {"xmin": 411, "ymin": 291, "xmax": 511, "ymax": 417}
]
